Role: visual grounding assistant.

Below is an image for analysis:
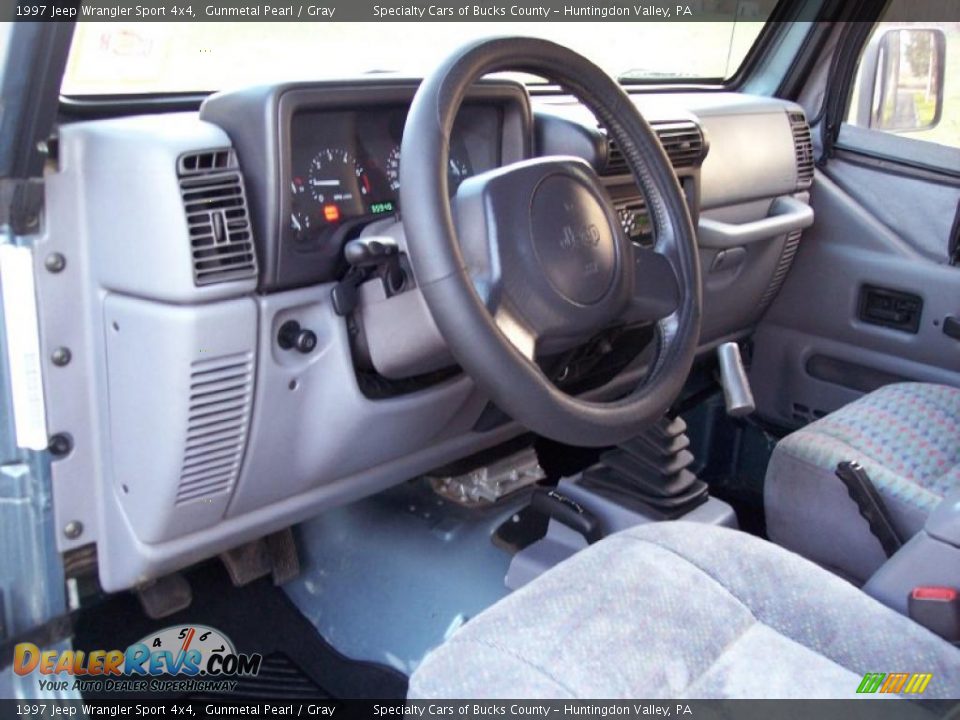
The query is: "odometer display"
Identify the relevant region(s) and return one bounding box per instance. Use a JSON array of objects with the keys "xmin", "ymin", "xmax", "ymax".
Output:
[{"xmin": 370, "ymin": 200, "xmax": 396, "ymax": 215}]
